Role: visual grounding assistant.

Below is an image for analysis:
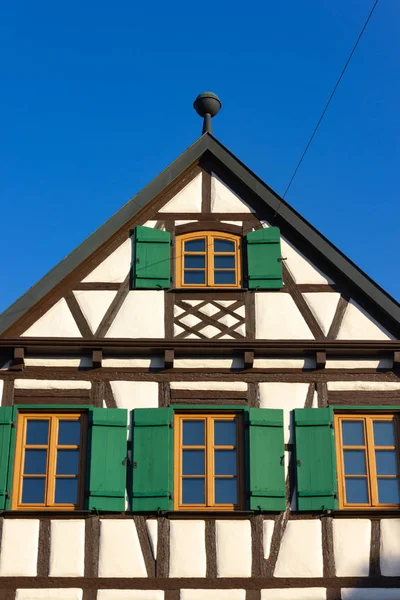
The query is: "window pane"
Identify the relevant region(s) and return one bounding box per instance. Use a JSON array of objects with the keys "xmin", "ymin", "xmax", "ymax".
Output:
[
  {"xmin": 374, "ymin": 421, "xmax": 396, "ymax": 447},
  {"xmin": 55, "ymin": 478, "xmax": 78, "ymax": 504},
  {"xmin": 214, "ymin": 239, "xmax": 235, "ymax": 252},
  {"xmin": 184, "ymin": 255, "xmax": 205, "ymax": 269},
  {"xmin": 375, "ymin": 450, "xmax": 398, "ymax": 476},
  {"xmin": 345, "ymin": 477, "xmax": 369, "ymax": 504},
  {"xmin": 22, "ymin": 478, "xmax": 45, "ymax": 503},
  {"xmin": 182, "ymin": 450, "xmax": 204, "ymax": 475},
  {"xmin": 24, "ymin": 449, "xmax": 47, "ymax": 475},
  {"xmin": 214, "ymin": 421, "xmax": 236, "ymax": 446},
  {"xmin": 214, "ymin": 271, "xmax": 235, "ymax": 284},
  {"xmin": 342, "ymin": 421, "xmax": 364, "ymax": 446},
  {"xmin": 343, "ymin": 450, "xmax": 367, "ymax": 475},
  {"xmin": 184, "ymin": 270, "xmax": 205, "ymax": 284},
  {"xmin": 183, "ymin": 420, "xmax": 204, "ymax": 446},
  {"xmin": 214, "ymin": 255, "xmax": 235, "ymax": 268},
  {"xmin": 185, "ymin": 239, "xmax": 205, "ymax": 252},
  {"xmin": 58, "ymin": 421, "xmax": 81, "ymax": 445},
  {"xmin": 215, "ymin": 450, "xmax": 237, "ymax": 475},
  {"xmin": 26, "ymin": 420, "xmax": 48, "ymax": 445},
  {"xmin": 215, "ymin": 478, "xmax": 237, "ymax": 504},
  {"xmin": 182, "ymin": 478, "xmax": 204, "ymax": 504},
  {"xmin": 56, "ymin": 450, "xmax": 80, "ymax": 475},
  {"xmin": 378, "ymin": 478, "xmax": 400, "ymax": 504}
]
